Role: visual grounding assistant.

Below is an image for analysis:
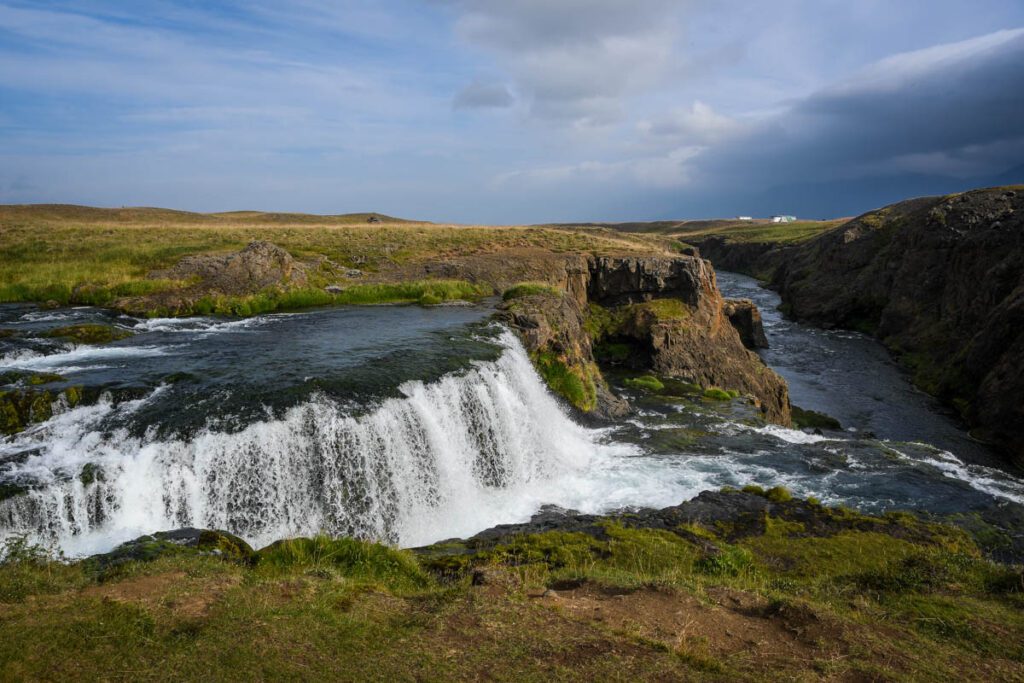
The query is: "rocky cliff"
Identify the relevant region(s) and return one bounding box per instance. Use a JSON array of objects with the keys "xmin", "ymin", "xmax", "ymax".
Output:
[
  {"xmin": 497, "ymin": 254, "xmax": 791, "ymax": 424},
  {"xmin": 694, "ymin": 186, "xmax": 1024, "ymax": 467}
]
